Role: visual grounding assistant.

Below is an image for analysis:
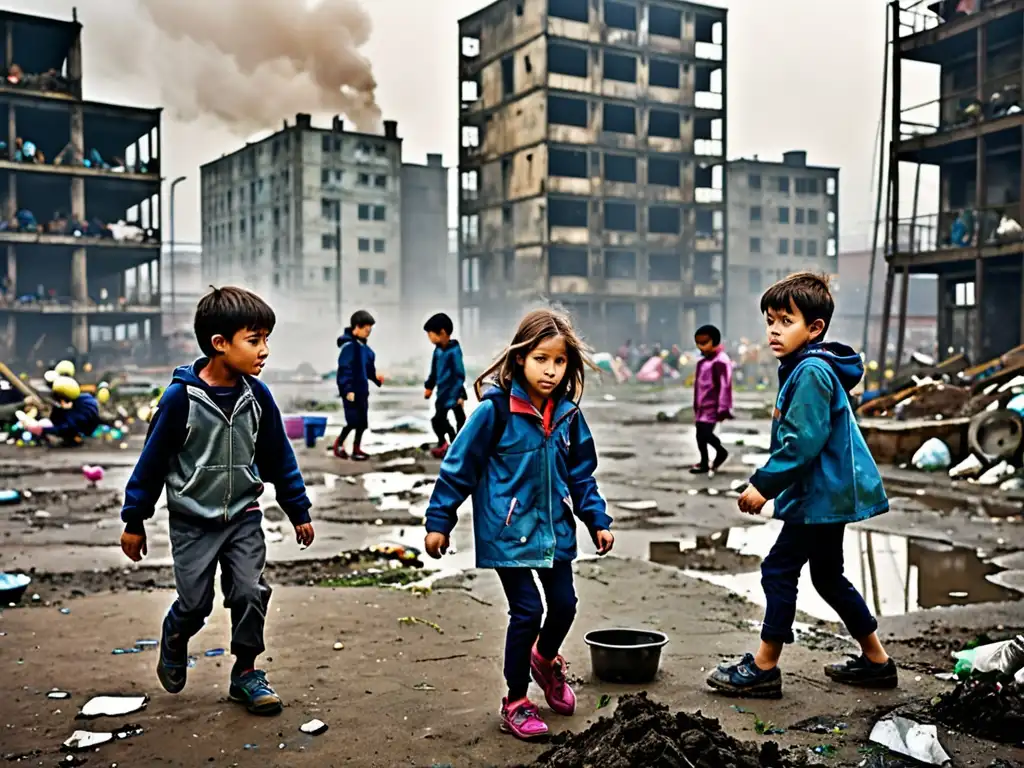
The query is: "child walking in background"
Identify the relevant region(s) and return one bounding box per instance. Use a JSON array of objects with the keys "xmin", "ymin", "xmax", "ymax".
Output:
[
  {"xmin": 423, "ymin": 308, "xmax": 614, "ymax": 740},
  {"xmin": 422, "ymin": 312, "xmax": 467, "ymax": 459},
  {"xmin": 334, "ymin": 310, "xmax": 383, "ymax": 461},
  {"xmin": 707, "ymin": 273, "xmax": 896, "ymax": 699},
  {"xmin": 691, "ymin": 324, "xmax": 733, "ymax": 474}
]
